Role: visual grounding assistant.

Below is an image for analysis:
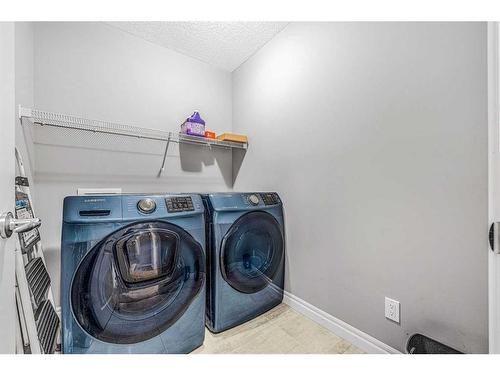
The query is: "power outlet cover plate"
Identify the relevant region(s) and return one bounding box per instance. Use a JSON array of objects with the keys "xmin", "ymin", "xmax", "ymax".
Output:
[{"xmin": 385, "ymin": 297, "xmax": 400, "ymax": 323}]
